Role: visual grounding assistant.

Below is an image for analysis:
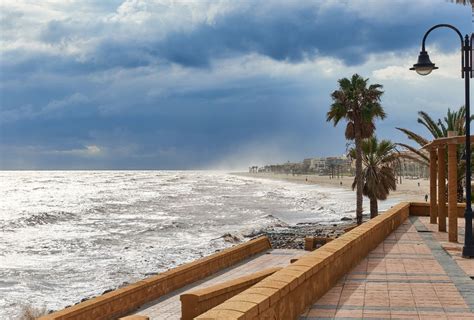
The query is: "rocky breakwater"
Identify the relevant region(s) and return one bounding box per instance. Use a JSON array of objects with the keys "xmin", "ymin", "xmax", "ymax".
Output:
[
  {"xmin": 262, "ymin": 217, "xmax": 354, "ymax": 249},
  {"xmin": 220, "ymin": 215, "xmax": 356, "ymax": 249}
]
